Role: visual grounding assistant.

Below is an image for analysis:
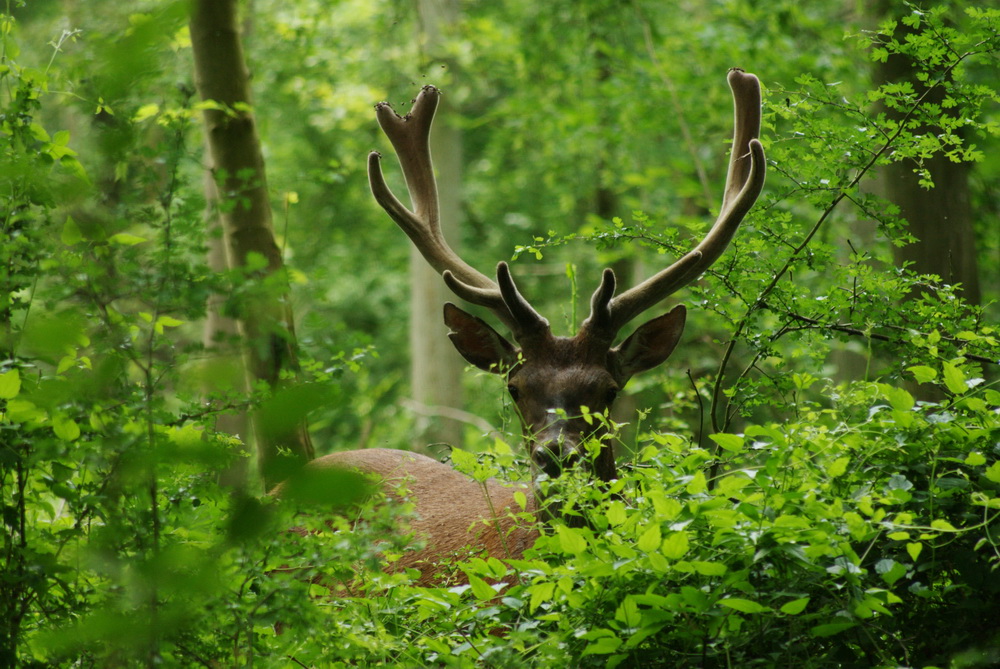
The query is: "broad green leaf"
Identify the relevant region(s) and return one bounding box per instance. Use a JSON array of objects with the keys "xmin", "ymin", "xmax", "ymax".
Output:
[
  {"xmin": 529, "ymin": 581, "xmax": 554, "ymax": 613},
  {"xmin": 648, "ymin": 553, "xmax": 669, "ymax": 573},
  {"xmin": 449, "ymin": 447, "xmax": 476, "ymax": 471},
  {"xmin": 780, "ymin": 597, "xmax": 810, "ymax": 615},
  {"xmin": 984, "ymin": 461, "xmax": 1000, "ymax": 484},
  {"xmin": 930, "ymin": 519, "xmax": 957, "ymax": 532},
  {"xmin": 467, "ymin": 575, "xmax": 496, "ymax": 601},
  {"xmin": 52, "ymin": 415, "xmax": 80, "ymax": 441},
  {"xmin": 828, "ymin": 457, "xmax": 850, "ymax": 478},
  {"xmin": 7, "ymin": 399, "xmax": 46, "ymax": 424},
  {"xmin": 581, "ymin": 634, "xmax": 622, "ymax": 656},
  {"xmin": 133, "ymin": 103, "xmax": 159, "ymax": 121},
  {"xmin": 605, "ymin": 500, "xmax": 627, "ymax": 526},
  {"xmin": 0, "ymin": 369, "xmax": 21, "ymax": 399},
  {"xmin": 709, "ymin": 433, "xmax": 744, "ymax": 452},
  {"xmin": 882, "ymin": 385, "xmax": 914, "ymax": 412},
  {"xmin": 907, "ymin": 365, "xmax": 937, "ymax": 384},
  {"xmin": 941, "ymin": 362, "xmax": 968, "ymax": 395},
  {"xmin": 61, "ymin": 217, "xmax": 83, "ymax": 245},
  {"xmin": 719, "ymin": 597, "xmax": 768, "ymax": 614},
  {"xmin": 811, "ymin": 622, "xmax": 856, "ymax": 637},
  {"xmin": 108, "ymin": 232, "xmax": 147, "ymax": 246},
  {"xmin": 637, "ymin": 524, "xmax": 661, "ymax": 552},
  {"xmin": 155, "ymin": 315, "xmax": 184, "ymax": 333},
  {"xmin": 691, "ymin": 561, "xmax": 727, "ymax": 576},
  {"xmin": 661, "ymin": 531, "xmax": 689, "ymax": 560},
  {"xmin": 877, "ymin": 559, "xmax": 907, "ymax": 585},
  {"xmin": 649, "ymin": 492, "xmax": 682, "ymax": 519},
  {"xmin": 965, "ymin": 452, "xmax": 987, "ymax": 466},
  {"xmin": 685, "ymin": 471, "xmax": 707, "ymax": 494},
  {"xmin": 557, "ymin": 525, "xmax": 588, "ymax": 554}
]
